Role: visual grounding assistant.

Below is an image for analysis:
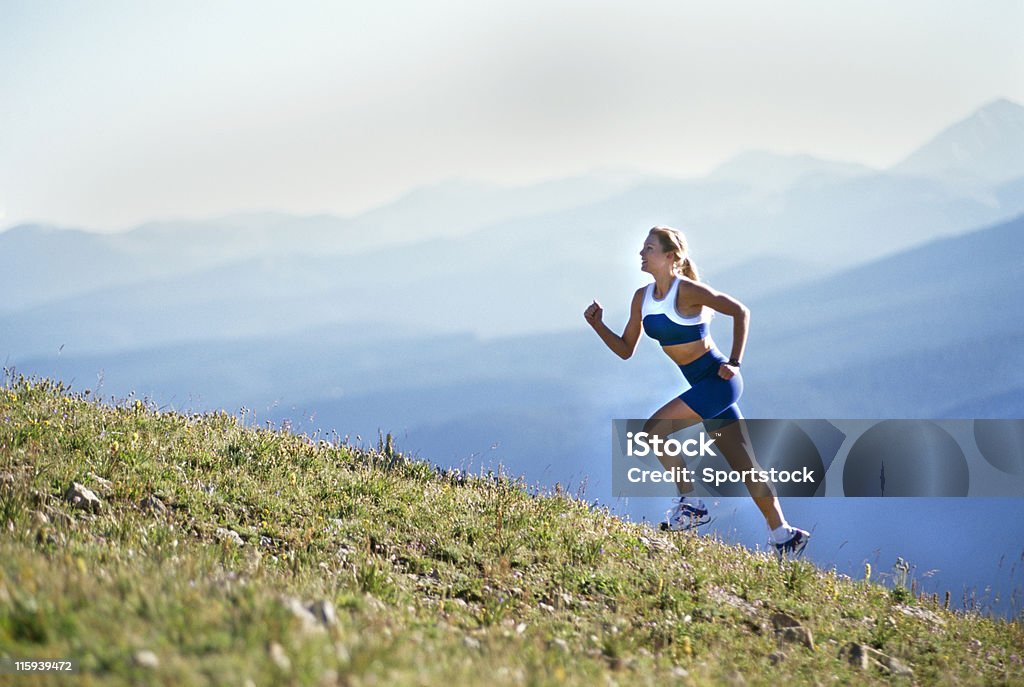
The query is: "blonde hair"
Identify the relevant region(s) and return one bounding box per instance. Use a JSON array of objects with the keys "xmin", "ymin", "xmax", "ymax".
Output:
[{"xmin": 649, "ymin": 226, "xmax": 699, "ymax": 280}]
